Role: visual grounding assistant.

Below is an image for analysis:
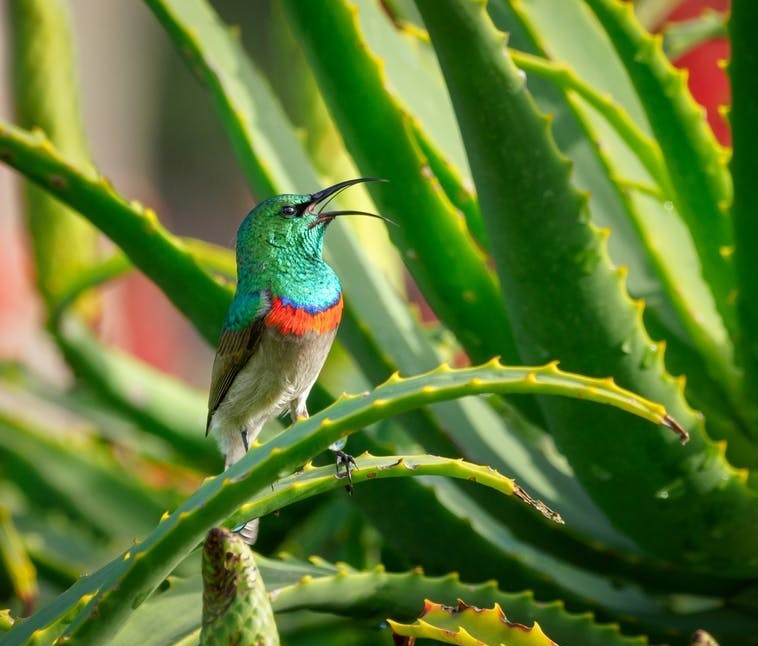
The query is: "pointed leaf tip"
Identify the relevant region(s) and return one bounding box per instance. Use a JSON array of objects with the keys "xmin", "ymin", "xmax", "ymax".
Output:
[
  {"xmin": 662, "ymin": 414, "xmax": 689, "ymax": 444},
  {"xmin": 514, "ymin": 484, "xmax": 564, "ymax": 524}
]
